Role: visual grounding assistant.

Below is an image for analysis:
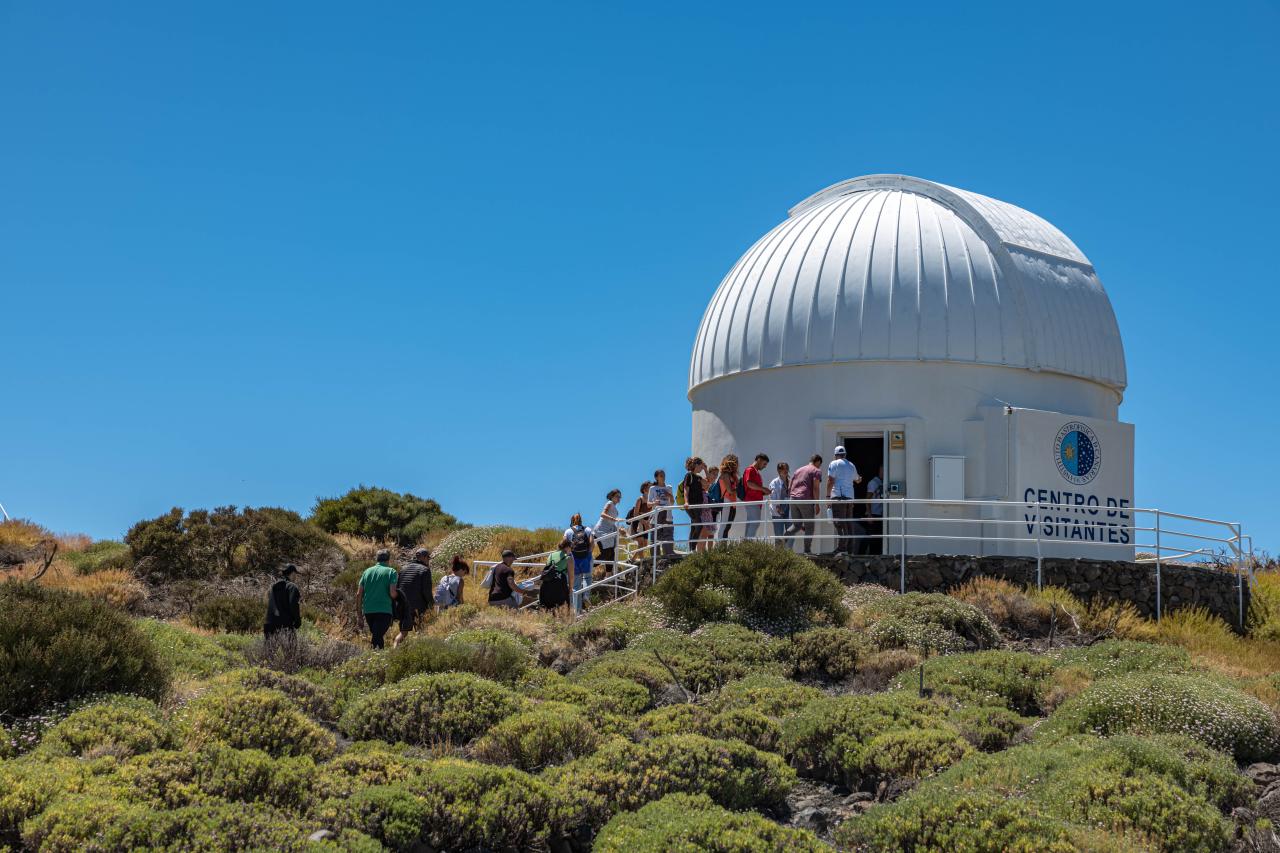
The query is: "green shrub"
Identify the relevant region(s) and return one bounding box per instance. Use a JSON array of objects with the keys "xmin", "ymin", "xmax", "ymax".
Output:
[
  {"xmin": 312, "ymin": 742, "xmax": 425, "ymax": 801},
  {"xmin": 875, "ymin": 734, "xmax": 1247, "ymax": 852},
  {"xmin": 781, "ymin": 691, "xmax": 958, "ymax": 788},
  {"xmin": 130, "ymin": 744, "xmax": 315, "ymax": 809},
  {"xmin": 635, "ymin": 704, "xmax": 713, "ymax": 738},
  {"xmin": 836, "ymin": 789, "xmax": 1085, "ymax": 852},
  {"xmin": 860, "ymin": 727, "xmax": 972, "ymax": 782},
  {"xmin": 0, "ymin": 757, "xmax": 92, "ymax": 841},
  {"xmin": 448, "ymin": 626, "xmax": 535, "ymax": 652},
  {"xmin": 857, "ymin": 591, "xmax": 1002, "ymax": 653},
  {"xmin": 520, "ymin": 670, "xmax": 647, "ymax": 719},
  {"xmin": 0, "ymin": 723, "xmax": 13, "ymax": 759},
  {"xmin": 428, "ymin": 526, "xmax": 511, "ymax": 571},
  {"xmin": 710, "ymin": 708, "xmax": 783, "ymax": 753},
  {"xmin": 1042, "ymin": 672, "xmax": 1280, "ymax": 763},
  {"xmin": 625, "ymin": 626, "xmax": 784, "ymax": 694},
  {"xmin": 179, "ymin": 687, "xmax": 335, "ymax": 759},
  {"xmin": 62, "ymin": 540, "xmax": 132, "ymax": 575},
  {"xmin": 216, "ymin": 668, "xmax": 336, "ymax": 721},
  {"xmin": 784, "ymin": 627, "xmax": 864, "ymax": 681},
  {"xmin": 38, "ymin": 696, "xmax": 170, "ymax": 759},
  {"xmin": 594, "ymin": 792, "xmax": 826, "ymax": 852},
  {"xmin": 340, "ymin": 672, "xmax": 524, "ymax": 747},
  {"xmin": 192, "ymin": 595, "xmax": 263, "ymax": 633},
  {"xmin": 471, "ymin": 703, "xmax": 602, "ymax": 771},
  {"xmin": 313, "ymin": 784, "xmax": 427, "ymax": 850},
  {"xmin": 568, "ymin": 650, "xmax": 672, "ymax": 706},
  {"xmin": 409, "ymin": 758, "xmax": 582, "ymax": 850},
  {"xmin": 310, "ymin": 485, "xmax": 456, "ymax": 545},
  {"xmin": 22, "ymin": 795, "xmax": 310, "ymax": 853},
  {"xmin": 1052, "ymin": 639, "xmax": 1193, "ymax": 679},
  {"xmin": 0, "ymin": 582, "xmax": 168, "ymax": 717},
  {"xmin": 711, "ymin": 674, "xmax": 823, "ymax": 718},
  {"xmin": 651, "ymin": 542, "xmax": 847, "ymax": 632},
  {"xmin": 948, "ymin": 704, "xmax": 1029, "ymax": 751},
  {"xmin": 384, "ymin": 635, "xmax": 528, "ymax": 685},
  {"xmin": 547, "ymin": 734, "xmax": 794, "ymax": 825},
  {"xmin": 125, "ymin": 505, "xmax": 336, "ymax": 580},
  {"xmin": 134, "ymin": 618, "xmax": 245, "ymax": 678},
  {"xmin": 898, "ymin": 650, "xmax": 1055, "ymax": 715},
  {"xmin": 564, "ymin": 602, "xmax": 664, "ymax": 652}
]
